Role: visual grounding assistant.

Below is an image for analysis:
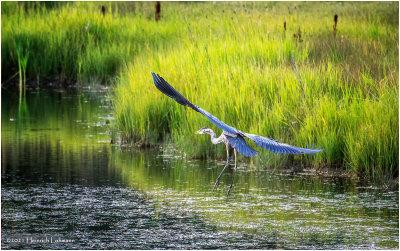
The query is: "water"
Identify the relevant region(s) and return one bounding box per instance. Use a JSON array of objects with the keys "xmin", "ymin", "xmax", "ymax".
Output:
[{"xmin": 2, "ymin": 87, "xmax": 399, "ymax": 249}]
